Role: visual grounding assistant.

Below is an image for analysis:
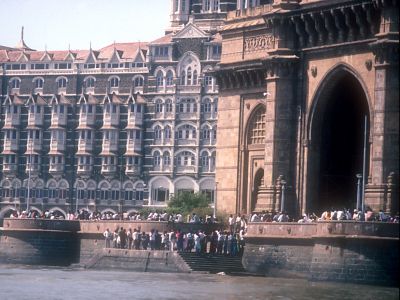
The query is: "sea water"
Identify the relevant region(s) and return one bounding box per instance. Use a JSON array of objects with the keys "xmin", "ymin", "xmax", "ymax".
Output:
[{"xmin": 0, "ymin": 265, "xmax": 398, "ymax": 300}]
